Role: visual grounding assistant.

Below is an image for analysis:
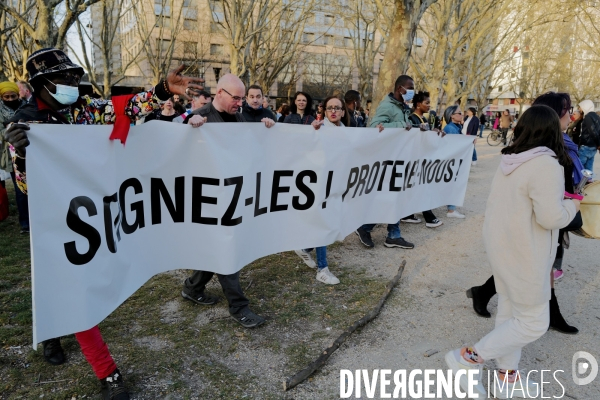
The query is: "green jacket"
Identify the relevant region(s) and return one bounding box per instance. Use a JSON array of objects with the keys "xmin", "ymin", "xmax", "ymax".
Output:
[{"xmin": 369, "ymin": 93, "xmax": 411, "ymax": 128}]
